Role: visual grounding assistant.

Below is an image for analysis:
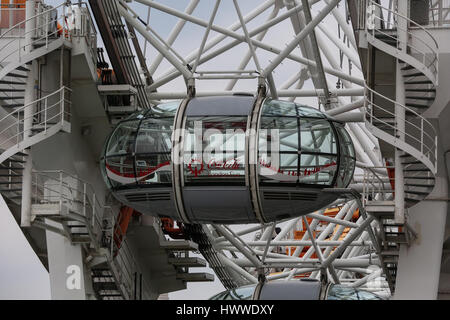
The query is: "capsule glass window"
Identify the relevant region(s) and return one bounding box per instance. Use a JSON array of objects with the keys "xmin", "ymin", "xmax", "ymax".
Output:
[
  {"xmin": 258, "ymin": 99, "xmax": 339, "ymax": 186},
  {"xmin": 102, "ymin": 102, "xmax": 178, "ymax": 189},
  {"xmin": 183, "ymin": 116, "xmax": 247, "ymax": 185}
]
